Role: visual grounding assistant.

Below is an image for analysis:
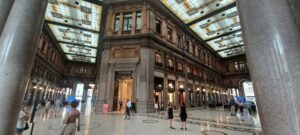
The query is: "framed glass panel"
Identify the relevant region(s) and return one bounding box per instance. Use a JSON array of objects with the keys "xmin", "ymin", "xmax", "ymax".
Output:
[
  {"xmin": 207, "ymin": 31, "xmax": 243, "ymax": 51},
  {"xmin": 190, "ymin": 7, "xmax": 240, "ymax": 40},
  {"xmin": 66, "ymin": 54, "xmax": 96, "ymax": 63},
  {"xmin": 160, "ymin": 0, "xmax": 236, "ymax": 23},
  {"xmin": 218, "ymin": 46, "xmax": 245, "ymax": 58},
  {"xmin": 48, "ymin": 24, "xmax": 99, "ymax": 47},
  {"xmin": 136, "ymin": 11, "xmax": 142, "ymax": 29},
  {"xmin": 60, "ymin": 43, "xmax": 97, "ymax": 57},
  {"xmin": 123, "ymin": 13, "xmax": 132, "ymax": 30},
  {"xmin": 45, "ymin": 0, "xmax": 102, "ymax": 31}
]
